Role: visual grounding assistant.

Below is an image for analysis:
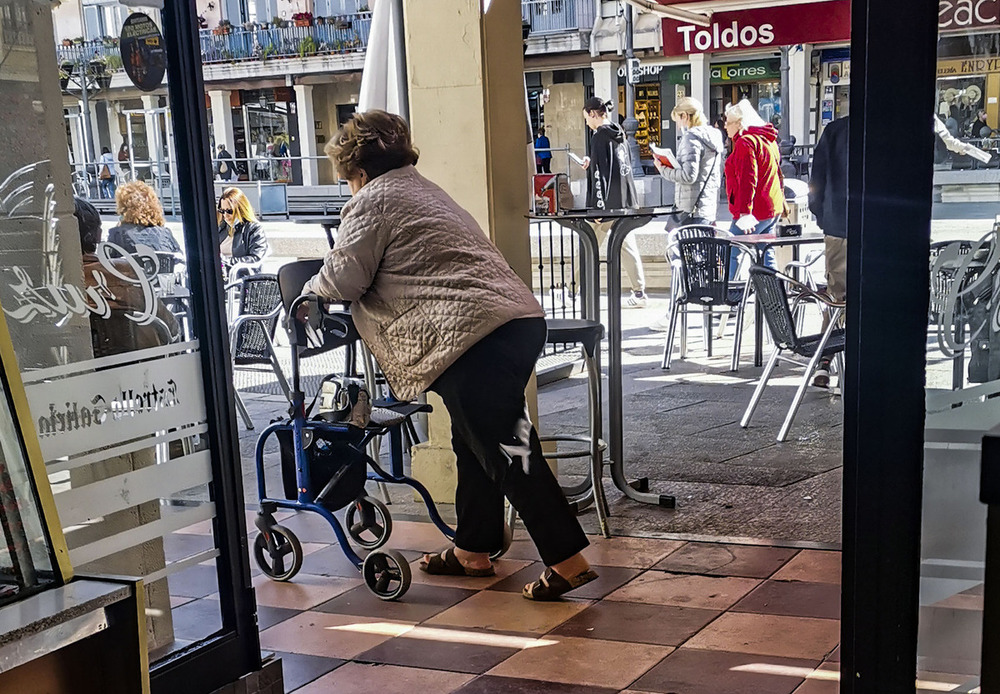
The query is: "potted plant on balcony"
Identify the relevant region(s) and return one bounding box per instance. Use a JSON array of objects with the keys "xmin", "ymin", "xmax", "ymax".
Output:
[
  {"xmin": 315, "ymin": 16, "xmax": 325, "ymax": 25},
  {"xmin": 334, "ymin": 16, "xmax": 351, "ymax": 30},
  {"xmin": 61, "ymin": 38, "xmax": 73, "ymax": 47},
  {"xmin": 198, "ymin": 14, "xmax": 208, "ymax": 29},
  {"xmin": 298, "ymin": 35, "xmax": 317, "ymax": 57},
  {"xmin": 59, "ymin": 62, "xmax": 73, "ymax": 90},
  {"xmin": 271, "ymin": 15, "xmax": 287, "ymax": 28},
  {"xmin": 292, "ymin": 11, "xmax": 313, "ymax": 27},
  {"xmin": 213, "ymin": 19, "xmax": 233, "ymax": 35},
  {"xmin": 89, "ymin": 58, "xmax": 112, "ymax": 90}
]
